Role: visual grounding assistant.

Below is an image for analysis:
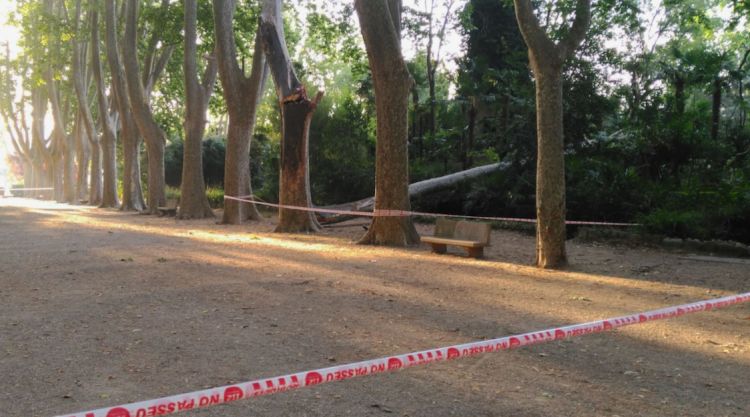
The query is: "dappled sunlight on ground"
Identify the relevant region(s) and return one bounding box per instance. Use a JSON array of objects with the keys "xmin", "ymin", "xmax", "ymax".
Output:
[{"xmin": 1, "ymin": 197, "xmax": 749, "ymax": 416}]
